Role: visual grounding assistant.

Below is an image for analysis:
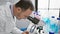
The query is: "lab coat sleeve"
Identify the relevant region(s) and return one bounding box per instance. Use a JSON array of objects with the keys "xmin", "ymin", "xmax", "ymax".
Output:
[
  {"xmin": 0, "ymin": 16, "xmax": 7, "ymax": 33},
  {"xmin": 11, "ymin": 27, "xmax": 23, "ymax": 34}
]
